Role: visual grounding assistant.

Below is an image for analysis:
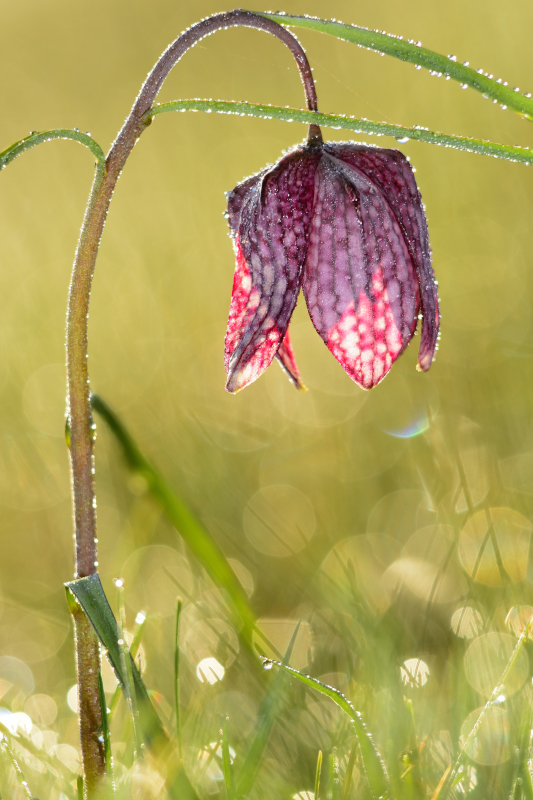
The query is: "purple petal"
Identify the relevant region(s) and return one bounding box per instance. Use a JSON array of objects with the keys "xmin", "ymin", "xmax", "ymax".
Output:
[
  {"xmin": 303, "ymin": 152, "xmax": 421, "ymax": 389},
  {"xmin": 275, "ymin": 328, "xmax": 306, "ymax": 390},
  {"xmin": 224, "ymin": 147, "xmax": 320, "ymax": 393},
  {"xmin": 325, "ymin": 143, "xmax": 439, "ymax": 371}
]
